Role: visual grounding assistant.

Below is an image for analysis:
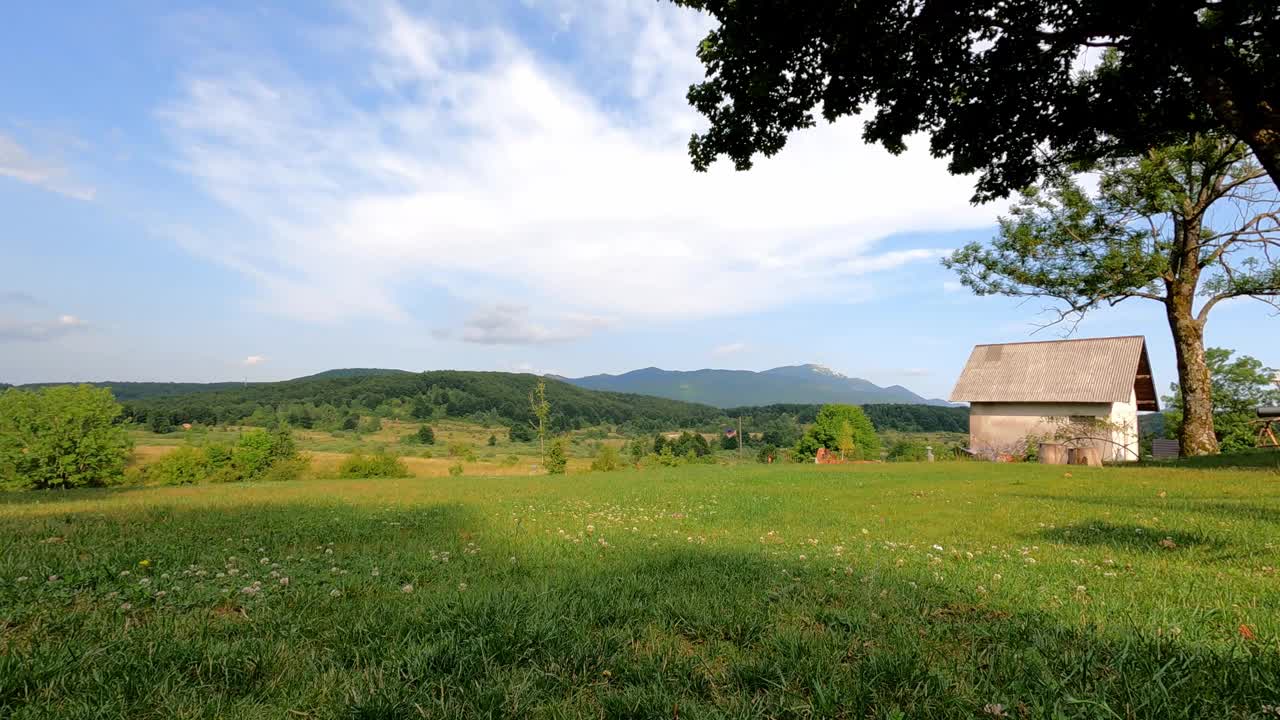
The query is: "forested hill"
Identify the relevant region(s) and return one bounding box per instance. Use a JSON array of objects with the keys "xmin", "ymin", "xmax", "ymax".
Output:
[
  {"xmin": 11, "ymin": 381, "xmax": 246, "ymax": 401},
  {"xmin": 11, "ymin": 369, "xmax": 969, "ymax": 435},
  {"xmin": 122, "ymin": 371, "xmax": 725, "ymax": 433}
]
